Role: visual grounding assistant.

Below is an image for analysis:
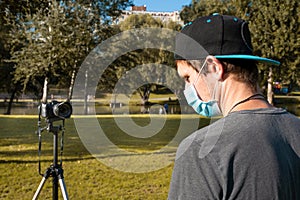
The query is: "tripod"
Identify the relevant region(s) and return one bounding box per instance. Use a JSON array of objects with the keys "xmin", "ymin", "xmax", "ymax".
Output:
[{"xmin": 33, "ymin": 120, "xmax": 69, "ymax": 200}]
